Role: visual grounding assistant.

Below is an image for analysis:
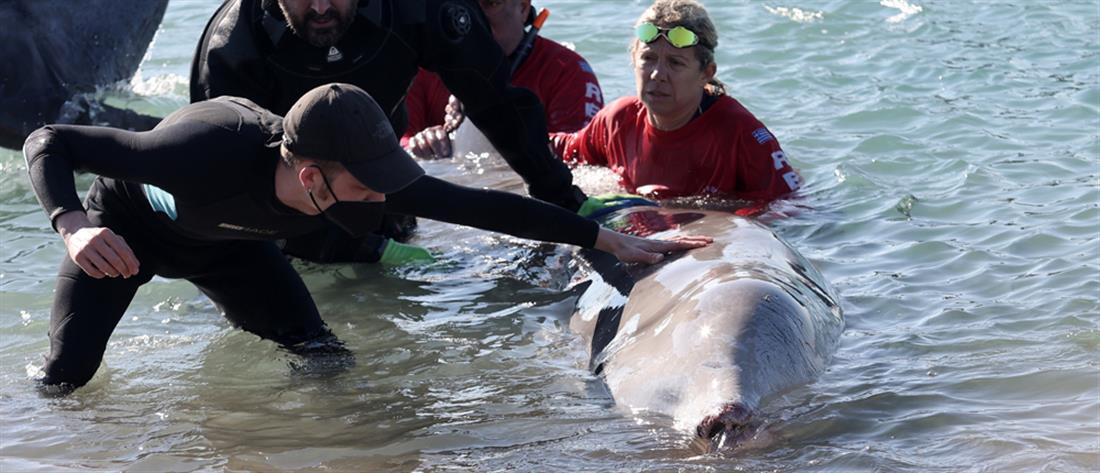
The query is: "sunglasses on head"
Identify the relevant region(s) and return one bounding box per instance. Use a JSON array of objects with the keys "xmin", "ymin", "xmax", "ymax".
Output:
[{"xmin": 635, "ymin": 22, "xmax": 699, "ymax": 48}]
